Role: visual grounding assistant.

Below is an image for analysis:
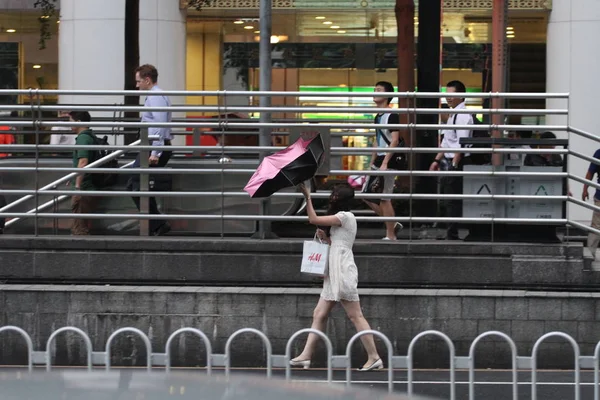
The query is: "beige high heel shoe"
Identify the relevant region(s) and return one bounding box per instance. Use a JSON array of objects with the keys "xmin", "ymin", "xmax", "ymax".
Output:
[
  {"xmin": 357, "ymin": 358, "xmax": 383, "ymax": 372},
  {"xmin": 289, "ymin": 358, "xmax": 311, "ymax": 369}
]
